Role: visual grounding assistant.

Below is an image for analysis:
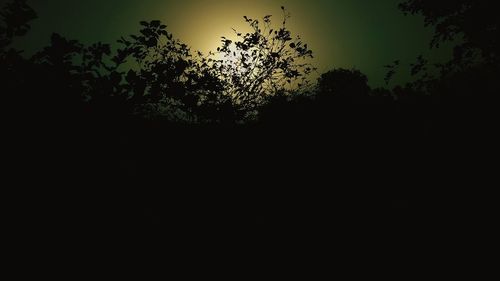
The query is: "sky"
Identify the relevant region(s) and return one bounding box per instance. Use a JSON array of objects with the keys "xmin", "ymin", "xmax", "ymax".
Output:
[{"xmin": 6, "ymin": 0, "xmax": 453, "ymax": 86}]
